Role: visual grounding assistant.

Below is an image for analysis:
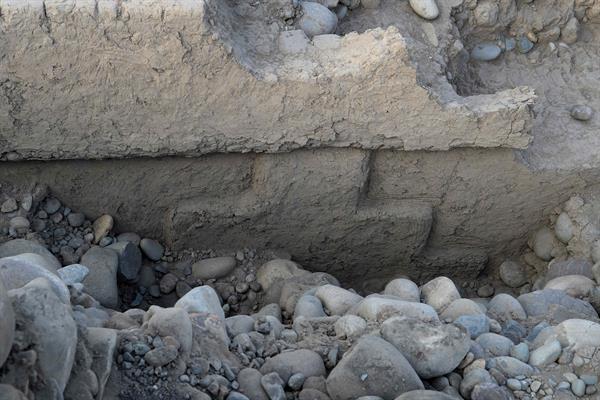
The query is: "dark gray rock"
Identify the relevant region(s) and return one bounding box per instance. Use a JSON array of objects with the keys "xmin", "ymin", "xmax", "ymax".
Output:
[
  {"xmin": 238, "ymin": 368, "xmax": 269, "ymax": 400},
  {"xmin": 139, "ymin": 238, "xmax": 164, "ymax": 261},
  {"xmin": 107, "ymin": 241, "xmax": 142, "ymax": 281},
  {"xmin": 81, "ymin": 246, "xmax": 119, "ymax": 308}
]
